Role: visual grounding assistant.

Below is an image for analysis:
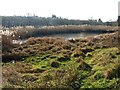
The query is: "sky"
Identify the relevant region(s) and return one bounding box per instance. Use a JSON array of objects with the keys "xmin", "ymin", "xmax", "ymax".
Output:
[{"xmin": 0, "ymin": 0, "xmax": 120, "ymax": 22}]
